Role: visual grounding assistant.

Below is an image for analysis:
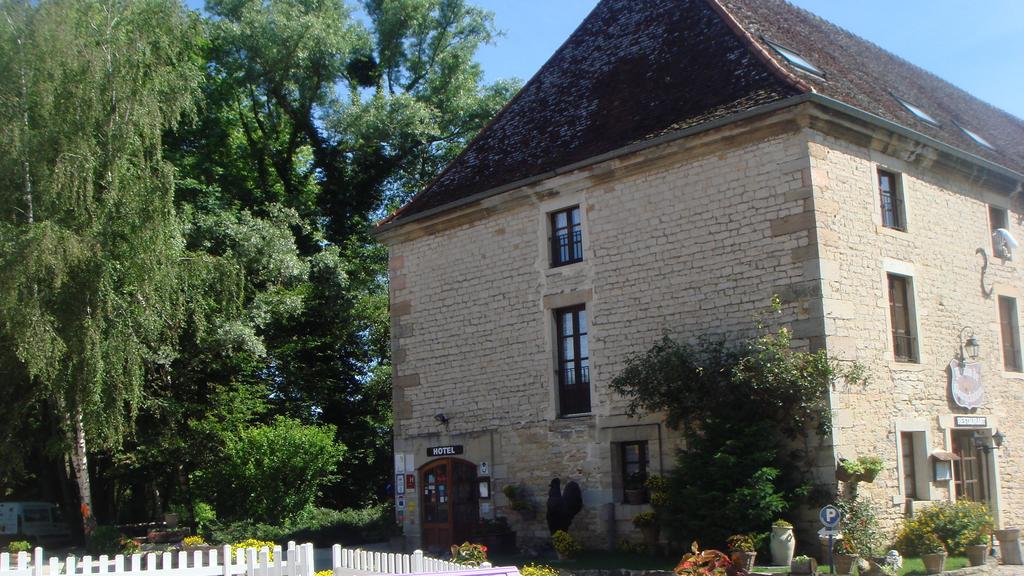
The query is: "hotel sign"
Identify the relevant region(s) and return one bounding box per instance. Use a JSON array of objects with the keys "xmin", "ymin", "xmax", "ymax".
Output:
[
  {"xmin": 954, "ymin": 416, "xmax": 988, "ymax": 428},
  {"xmin": 949, "ymin": 360, "xmax": 984, "ymax": 409},
  {"xmin": 427, "ymin": 445, "xmax": 464, "ymax": 457}
]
